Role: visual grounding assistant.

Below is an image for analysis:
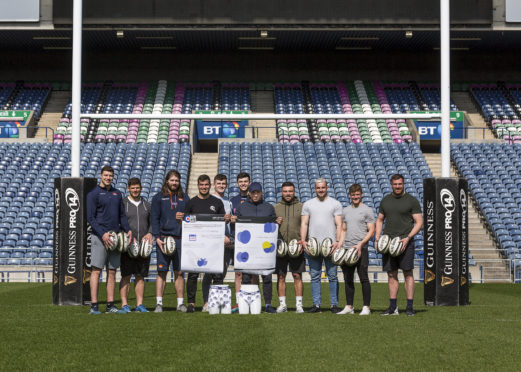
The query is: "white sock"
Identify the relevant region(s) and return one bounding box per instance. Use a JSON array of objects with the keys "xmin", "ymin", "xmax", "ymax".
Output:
[
  {"xmin": 279, "ymin": 296, "xmax": 286, "ymax": 306},
  {"xmin": 156, "ymin": 297, "xmax": 163, "ymax": 305},
  {"xmin": 177, "ymin": 297, "xmax": 184, "ymax": 307},
  {"xmin": 235, "ymin": 293, "xmax": 239, "ymax": 303},
  {"xmin": 296, "ymin": 296, "xmax": 303, "ymax": 306}
]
